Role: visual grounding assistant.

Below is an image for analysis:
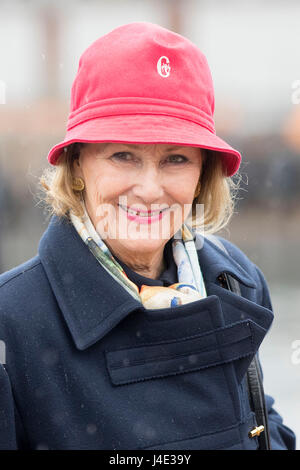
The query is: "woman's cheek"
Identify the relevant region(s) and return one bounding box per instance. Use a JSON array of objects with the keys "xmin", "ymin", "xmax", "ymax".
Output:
[{"xmin": 175, "ymin": 186, "xmax": 196, "ymax": 204}]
